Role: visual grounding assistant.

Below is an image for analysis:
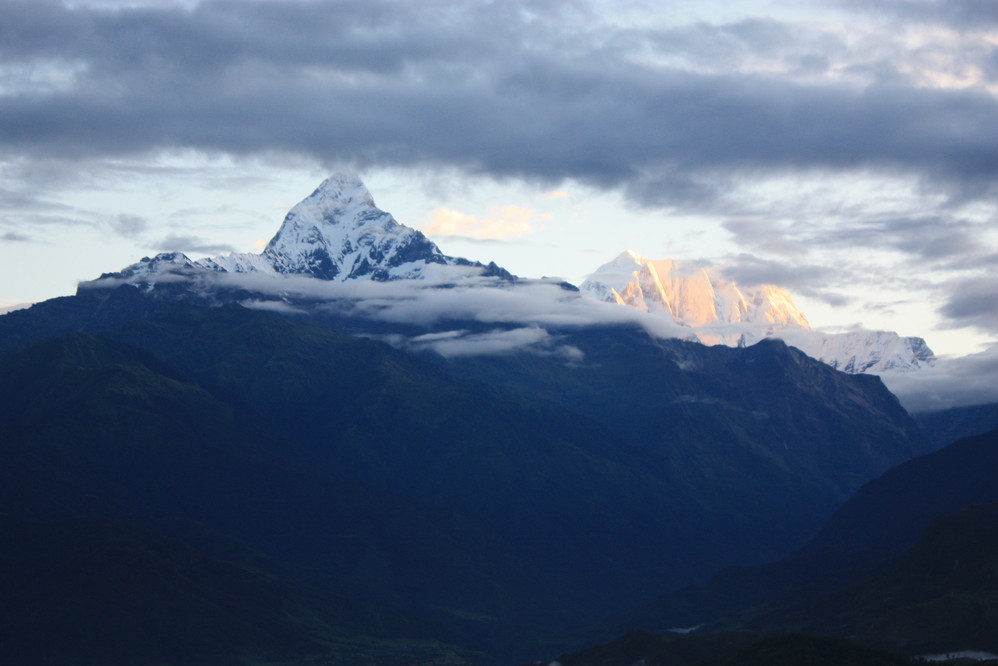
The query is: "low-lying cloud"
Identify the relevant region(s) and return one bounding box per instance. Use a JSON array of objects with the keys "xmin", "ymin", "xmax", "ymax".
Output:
[
  {"xmin": 85, "ymin": 261, "xmax": 998, "ymax": 409},
  {"xmin": 87, "ymin": 263, "xmax": 688, "ymax": 360},
  {"xmin": 207, "ymin": 268, "xmax": 687, "ymax": 340},
  {"xmin": 406, "ymin": 326, "xmax": 584, "ymax": 360},
  {"xmin": 880, "ymin": 345, "xmax": 998, "ymax": 412}
]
